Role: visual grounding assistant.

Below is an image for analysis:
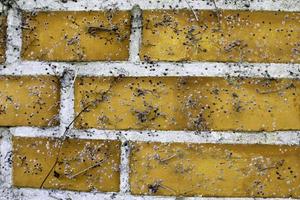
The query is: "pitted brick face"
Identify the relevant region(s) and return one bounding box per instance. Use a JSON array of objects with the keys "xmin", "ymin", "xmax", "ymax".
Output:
[
  {"xmin": 0, "ymin": 76, "xmax": 60, "ymax": 127},
  {"xmin": 74, "ymin": 76, "xmax": 300, "ymax": 131},
  {"xmin": 13, "ymin": 137, "xmax": 121, "ymax": 192},
  {"xmin": 141, "ymin": 10, "xmax": 300, "ymax": 63},
  {"xmin": 21, "ymin": 11, "xmax": 131, "ymax": 61},
  {"xmin": 1, "ymin": 1, "xmax": 300, "ymax": 199},
  {"xmin": 130, "ymin": 141, "xmax": 300, "ymax": 197}
]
